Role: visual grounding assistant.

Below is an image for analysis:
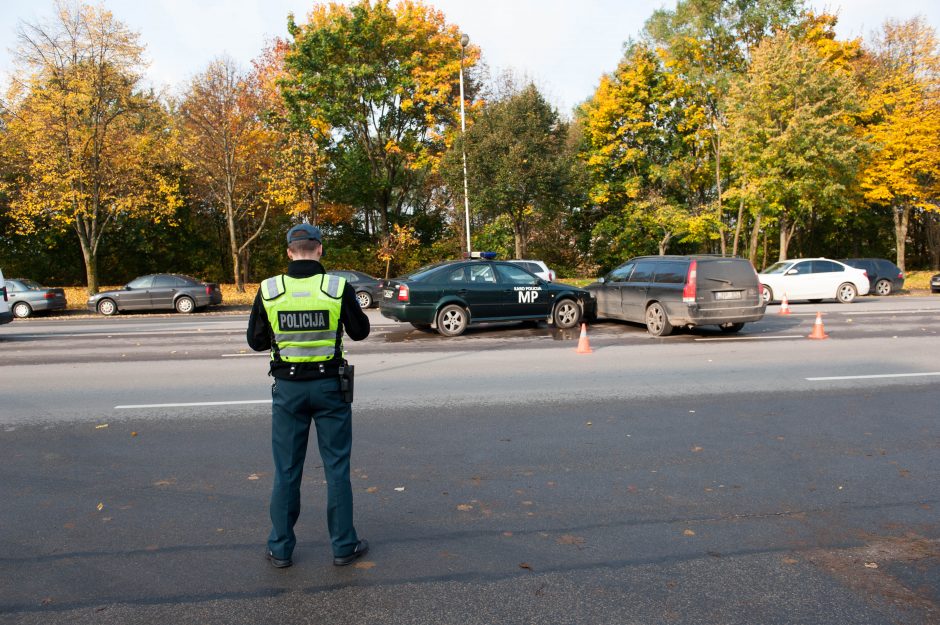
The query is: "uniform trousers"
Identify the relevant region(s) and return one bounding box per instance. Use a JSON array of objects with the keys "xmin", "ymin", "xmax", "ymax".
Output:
[{"xmin": 268, "ymin": 376, "xmax": 359, "ymax": 559}]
